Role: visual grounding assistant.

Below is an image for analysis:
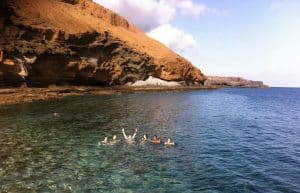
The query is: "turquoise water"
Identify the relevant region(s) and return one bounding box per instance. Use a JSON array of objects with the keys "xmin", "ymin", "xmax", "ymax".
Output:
[{"xmin": 0, "ymin": 88, "xmax": 299, "ymax": 193}]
